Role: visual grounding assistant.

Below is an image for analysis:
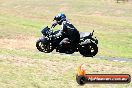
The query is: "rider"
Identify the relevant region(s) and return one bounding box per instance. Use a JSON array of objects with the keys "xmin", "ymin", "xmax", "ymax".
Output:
[{"xmin": 51, "ymin": 13, "xmax": 80, "ymax": 52}]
